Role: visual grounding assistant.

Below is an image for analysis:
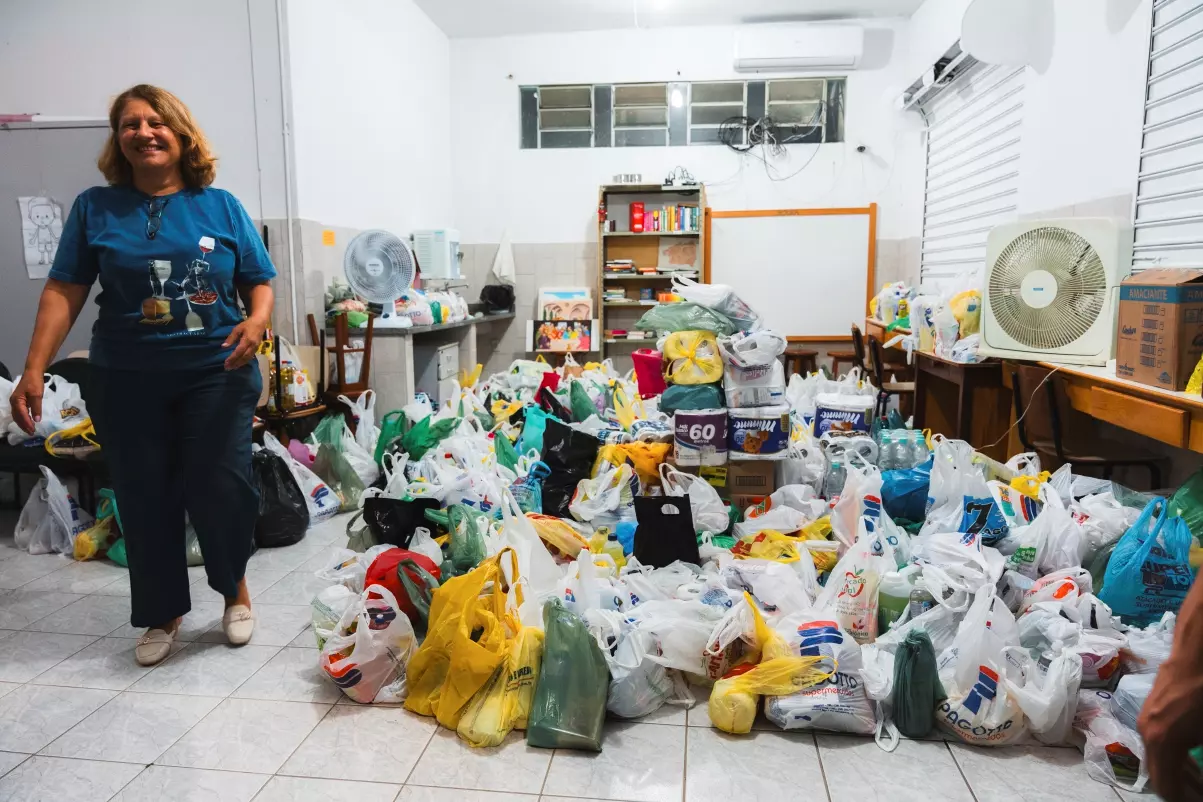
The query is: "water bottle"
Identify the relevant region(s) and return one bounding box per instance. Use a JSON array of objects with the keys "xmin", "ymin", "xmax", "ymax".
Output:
[
  {"xmin": 908, "ymin": 578, "xmax": 936, "ymax": 620},
  {"xmin": 878, "ymin": 432, "xmax": 894, "ymax": 471},
  {"xmin": 824, "ymin": 460, "xmax": 847, "ymax": 501},
  {"xmin": 910, "ymin": 430, "xmax": 929, "ymax": 469}
]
